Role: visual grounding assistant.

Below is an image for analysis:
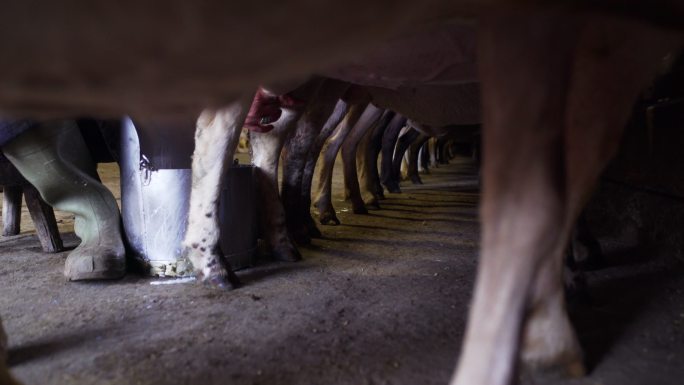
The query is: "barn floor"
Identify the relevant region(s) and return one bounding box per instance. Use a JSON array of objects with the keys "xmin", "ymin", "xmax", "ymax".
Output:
[{"xmin": 1, "ymin": 157, "xmax": 683, "ymax": 385}]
